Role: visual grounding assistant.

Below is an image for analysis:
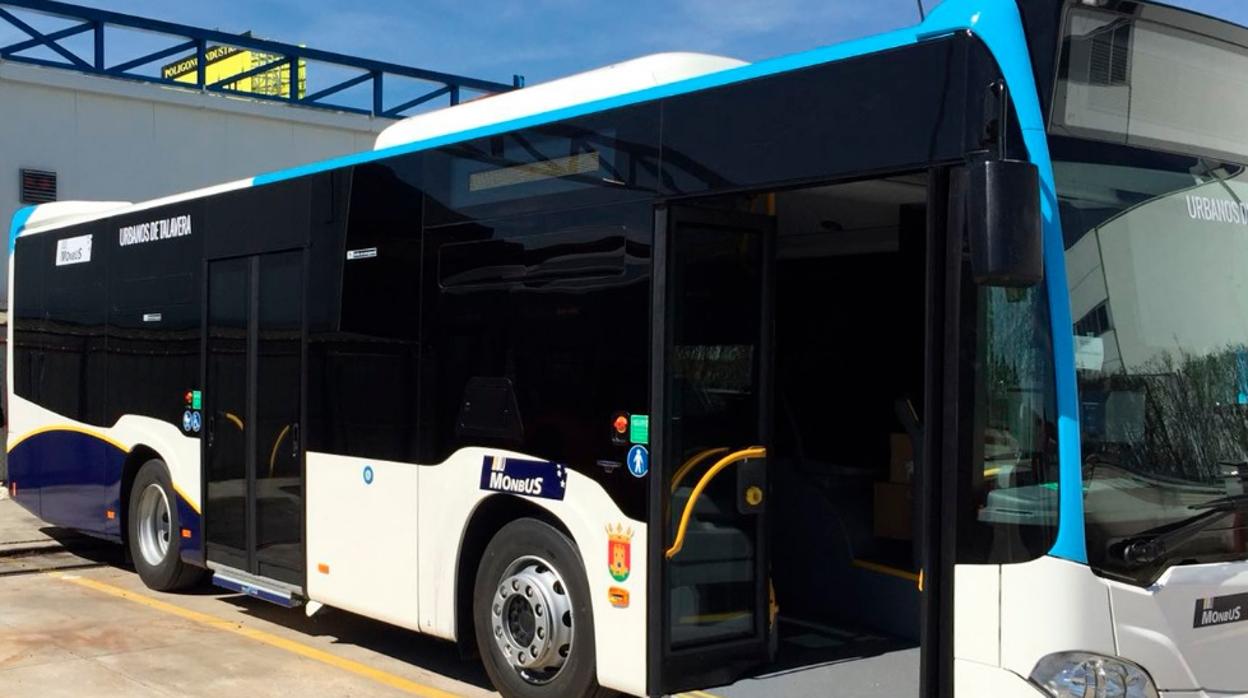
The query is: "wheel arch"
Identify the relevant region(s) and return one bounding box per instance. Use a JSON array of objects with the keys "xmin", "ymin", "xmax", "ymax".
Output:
[
  {"xmin": 453, "ymin": 494, "xmax": 577, "ymax": 657},
  {"xmin": 118, "ymin": 444, "xmax": 163, "ymax": 545}
]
